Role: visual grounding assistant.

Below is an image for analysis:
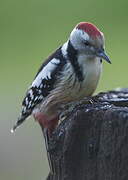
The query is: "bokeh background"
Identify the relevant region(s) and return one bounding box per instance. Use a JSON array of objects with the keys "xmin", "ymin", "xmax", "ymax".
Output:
[{"xmin": 0, "ymin": 0, "xmax": 128, "ymax": 179}]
